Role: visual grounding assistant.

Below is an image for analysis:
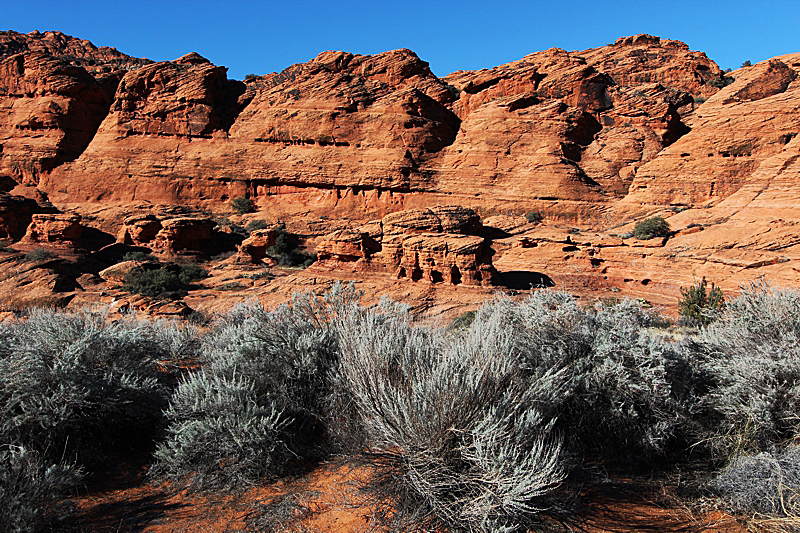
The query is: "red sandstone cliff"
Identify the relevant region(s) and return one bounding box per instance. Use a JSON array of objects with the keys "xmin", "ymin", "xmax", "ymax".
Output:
[
  {"xmin": 1, "ymin": 31, "xmax": 799, "ymax": 315},
  {"xmin": 30, "ymin": 33, "xmax": 724, "ymax": 220}
]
